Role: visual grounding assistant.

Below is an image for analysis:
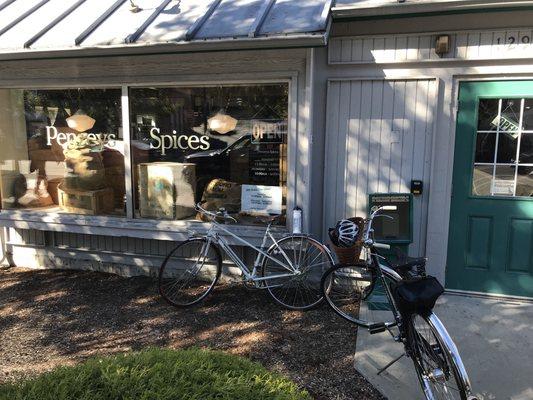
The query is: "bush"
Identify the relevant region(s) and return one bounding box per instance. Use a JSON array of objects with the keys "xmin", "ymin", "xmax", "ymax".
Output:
[{"xmin": 0, "ymin": 348, "xmax": 311, "ymax": 400}]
